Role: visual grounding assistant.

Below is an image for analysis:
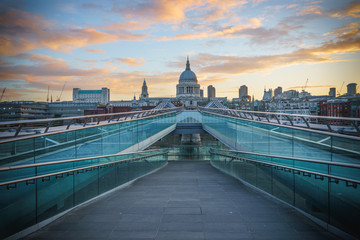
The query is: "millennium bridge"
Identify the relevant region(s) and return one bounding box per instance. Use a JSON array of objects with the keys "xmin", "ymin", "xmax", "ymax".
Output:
[{"xmin": 0, "ymin": 106, "xmax": 359, "ymax": 240}]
